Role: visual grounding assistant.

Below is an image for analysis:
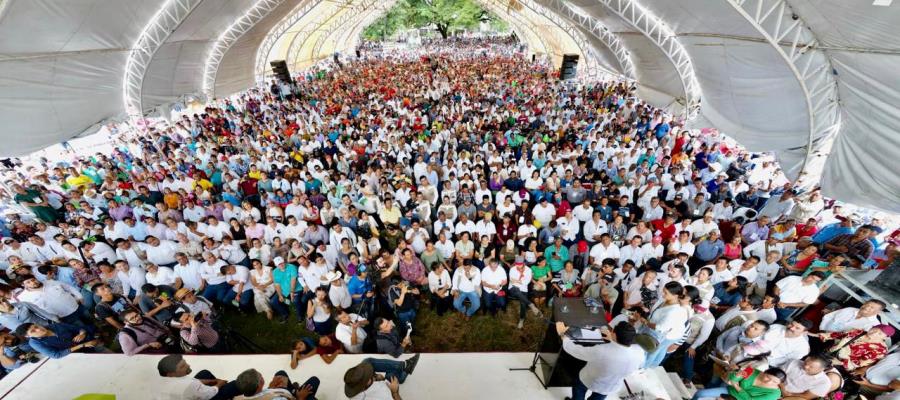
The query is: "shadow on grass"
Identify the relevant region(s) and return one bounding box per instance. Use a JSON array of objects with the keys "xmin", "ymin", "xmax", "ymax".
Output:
[{"xmin": 220, "ymin": 304, "xmax": 546, "ymax": 354}]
